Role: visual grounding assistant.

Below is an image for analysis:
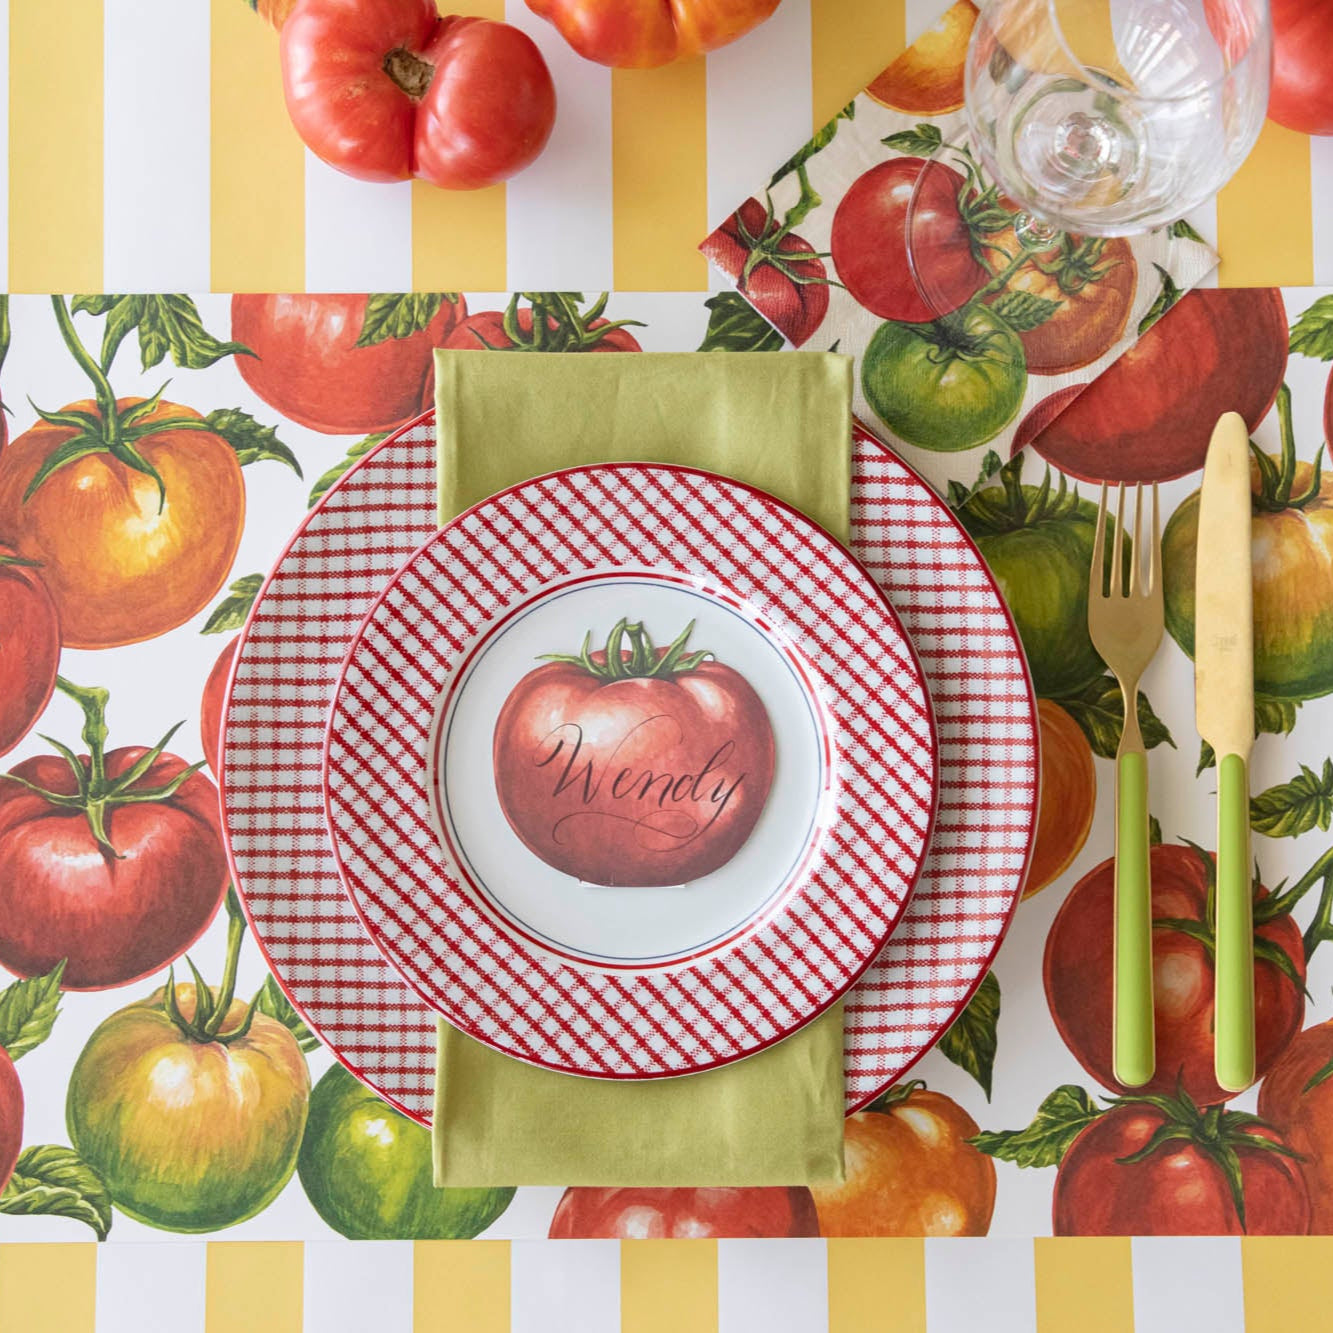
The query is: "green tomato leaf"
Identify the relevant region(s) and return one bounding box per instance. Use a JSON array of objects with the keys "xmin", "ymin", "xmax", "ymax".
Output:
[
  {"xmin": 770, "ymin": 101, "xmax": 855, "ymax": 186},
  {"xmin": 307, "ymin": 432, "xmax": 388, "ymax": 508},
  {"xmin": 967, "ymin": 1085, "xmax": 1102, "ymax": 1168},
  {"xmin": 1137, "ymin": 264, "xmax": 1183, "ymax": 336},
  {"xmin": 881, "ymin": 123, "xmax": 943, "ymax": 156},
  {"xmin": 73, "ymin": 295, "xmax": 251, "ymax": 372},
  {"xmin": 202, "ymin": 573, "xmax": 263, "ymax": 636},
  {"xmin": 697, "ymin": 293, "xmax": 784, "ymax": 353},
  {"xmin": 356, "ymin": 294, "xmax": 455, "ymax": 348},
  {"xmin": 205, "ymin": 408, "xmax": 303, "ymax": 478},
  {"xmin": 1056, "ymin": 675, "xmax": 1176, "ymax": 759},
  {"xmin": 0, "ymin": 1146, "xmax": 112, "ymax": 1240},
  {"xmin": 1167, "ymin": 218, "xmax": 1208, "ymax": 244},
  {"xmin": 1290, "ymin": 294, "xmax": 1333, "ymax": 361},
  {"xmin": 0, "ymin": 961, "xmax": 65, "ymax": 1060},
  {"xmin": 254, "ymin": 974, "xmax": 321, "ymax": 1053},
  {"xmin": 992, "ymin": 290, "xmax": 1061, "ymax": 333},
  {"xmin": 1149, "ymin": 813, "xmax": 1163, "ymax": 846},
  {"xmin": 1251, "ymin": 760, "xmax": 1333, "ymax": 838},
  {"xmin": 937, "ymin": 971, "xmax": 1000, "ymax": 1100}
]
